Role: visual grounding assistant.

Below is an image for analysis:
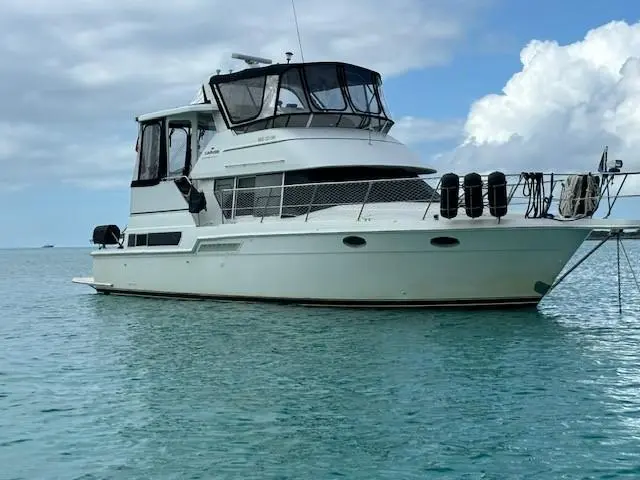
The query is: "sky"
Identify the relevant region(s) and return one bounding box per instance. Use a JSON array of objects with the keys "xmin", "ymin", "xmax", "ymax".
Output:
[{"xmin": 1, "ymin": 0, "xmax": 639, "ymax": 247}]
